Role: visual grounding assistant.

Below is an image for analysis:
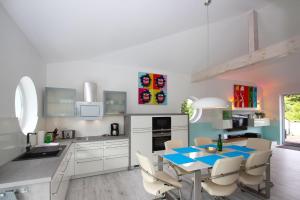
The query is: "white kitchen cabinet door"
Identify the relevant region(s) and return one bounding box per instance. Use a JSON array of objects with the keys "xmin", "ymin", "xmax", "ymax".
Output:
[
  {"xmin": 104, "ymin": 146, "xmax": 128, "ymax": 157},
  {"xmin": 131, "ymin": 116, "xmax": 152, "ymax": 130},
  {"xmin": 171, "ymin": 130, "xmax": 188, "ymax": 147},
  {"xmin": 75, "ymin": 159, "xmax": 104, "ymax": 175},
  {"xmin": 130, "ymin": 131, "xmax": 152, "ymax": 166},
  {"xmin": 171, "ymin": 115, "xmax": 188, "ymax": 128},
  {"xmin": 104, "ymin": 156, "xmax": 129, "ymax": 170}
]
